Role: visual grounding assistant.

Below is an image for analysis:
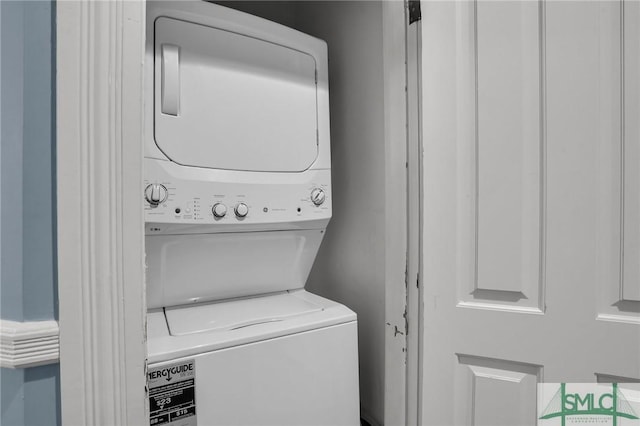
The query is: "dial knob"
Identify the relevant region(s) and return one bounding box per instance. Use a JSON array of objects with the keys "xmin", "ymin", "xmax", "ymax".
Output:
[
  {"xmin": 144, "ymin": 184, "xmax": 168, "ymax": 206},
  {"xmin": 234, "ymin": 203, "xmax": 249, "ymax": 218},
  {"xmin": 212, "ymin": 203, "xmax": 227, "ymax": 218},
  {"xmin": 310, "ymin": 188, "xmax": 326, "ymax": 206}
]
